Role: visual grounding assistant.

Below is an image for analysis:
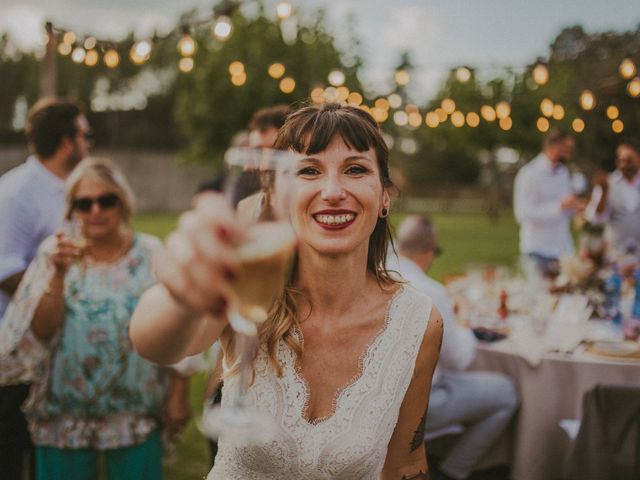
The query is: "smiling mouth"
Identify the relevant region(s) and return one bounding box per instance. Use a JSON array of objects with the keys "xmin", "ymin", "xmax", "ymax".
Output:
[{"xmin": 313, "ymin": 213, "xmax": 356, "ymax": 226}]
